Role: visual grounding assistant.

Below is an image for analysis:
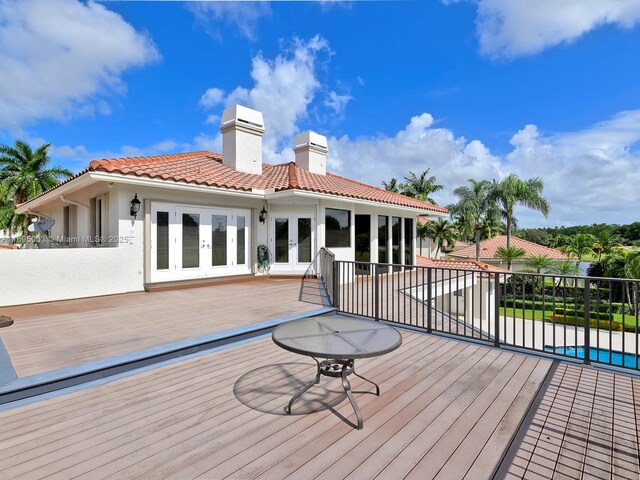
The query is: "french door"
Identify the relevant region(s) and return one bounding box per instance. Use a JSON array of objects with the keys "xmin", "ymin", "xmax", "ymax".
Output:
[
  {"xmin": 271, "ymin": 214, "xmax": 315, "ymax": 272},
  {"xmin": 150, "ymin": 203, "xmax": 250, "ymax": 282}
]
